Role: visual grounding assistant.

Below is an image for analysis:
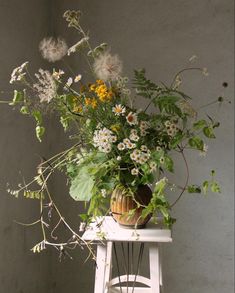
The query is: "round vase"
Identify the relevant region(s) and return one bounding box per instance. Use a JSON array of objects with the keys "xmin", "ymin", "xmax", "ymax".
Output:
[{"xmin": 110, "ymin": 185, "xmax": 152, "ymax": 229}]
